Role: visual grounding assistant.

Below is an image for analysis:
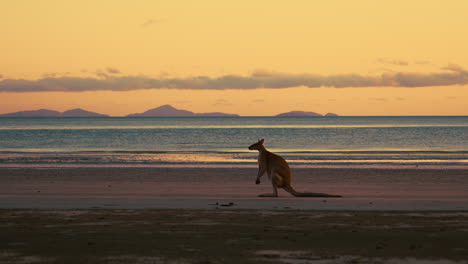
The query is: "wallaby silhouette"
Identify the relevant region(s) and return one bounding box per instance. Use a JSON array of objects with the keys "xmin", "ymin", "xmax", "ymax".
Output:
[{"xmin": 248, "ymin": 139, "xmax": 342, "ymax": 198}]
